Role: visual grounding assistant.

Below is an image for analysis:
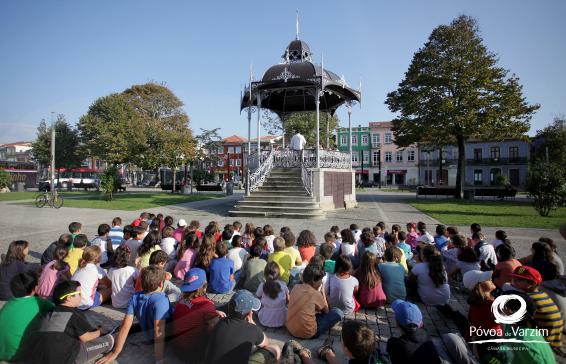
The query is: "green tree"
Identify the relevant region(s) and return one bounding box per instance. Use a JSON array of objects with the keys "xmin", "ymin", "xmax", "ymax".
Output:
[
  {"xmin": 122, "ymin": 82, "xmax": 193, "ymax": 172},
  {"xmin": 194, "ymin": 128, "xmax": 222, "ymax": 172},
  {"xmin": 78, "ymin": 94, "xmax": 145, "ymax": 165},
  {"xmin": 532, "ymin": 117, "xmax": 566, "ymax": 166},
  {"xmin": 526, "ymin": 163, "xmax": 566, "ymax": 216},
  {"xmin": 99, "ymin": 166, "xmax": 121, "ymax": 200},
  {"xmin": 385, "ymin": 15, "xmax": 539, "ymax": 198},
  {"xmin": 161, "ymin": 128, "xmax": 196, "ymax": 192},
  {"xmin": 262, "ymin": 111, "xmax": 338, "ymax": 148},
  {"xmin": 0, "ymin": 170, "xmax": 11, "ymax": 190},
  {"xmin": 31, "ymin": 114, "xmax": 86, "ymax": 171}
]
